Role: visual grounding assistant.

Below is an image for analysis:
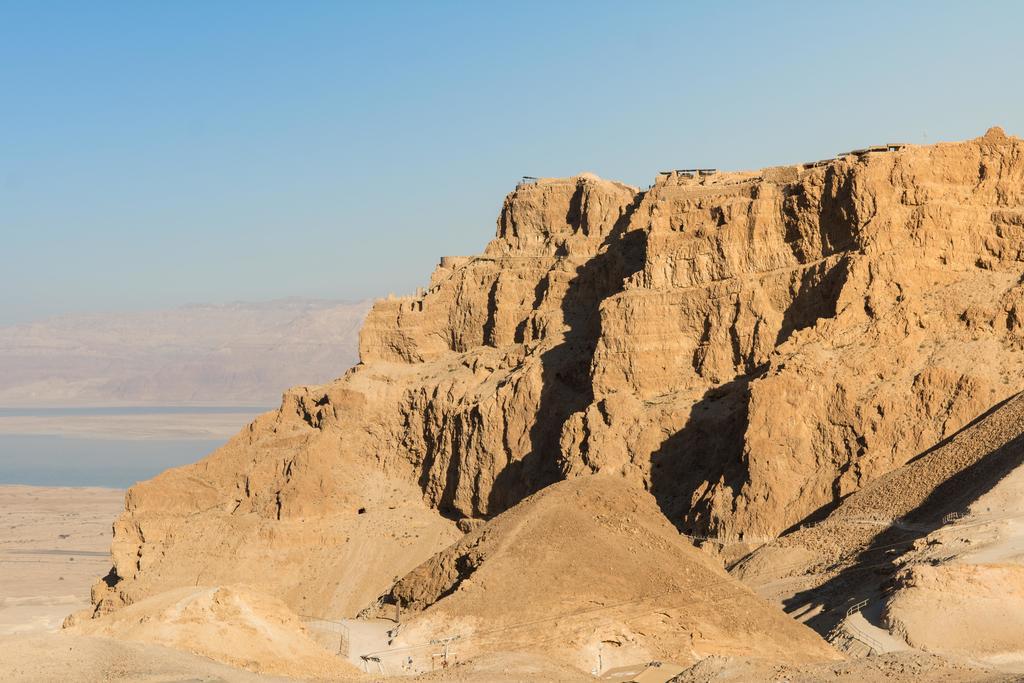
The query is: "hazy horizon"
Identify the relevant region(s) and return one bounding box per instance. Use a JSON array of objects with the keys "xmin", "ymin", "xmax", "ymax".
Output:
[
  {"xmin": 0, "ymin": 294, "xmax": 373, "ymax": 326},
  {"xmin": 0, "ymin": 296, "xmax": 371, "ymax": 485},
  {"xmin": 0, "ymin": 297, "xmax": 370, "ymax": 407}
]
